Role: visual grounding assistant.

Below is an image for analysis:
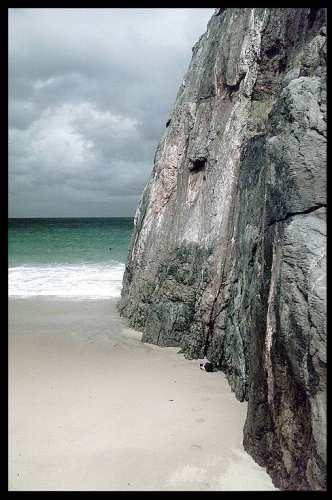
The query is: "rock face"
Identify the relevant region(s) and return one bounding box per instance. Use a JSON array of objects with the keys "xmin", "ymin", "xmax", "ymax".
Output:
[{"xmin": 118, "ymin": 8, "xmax": 326, "ymax": 491}]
